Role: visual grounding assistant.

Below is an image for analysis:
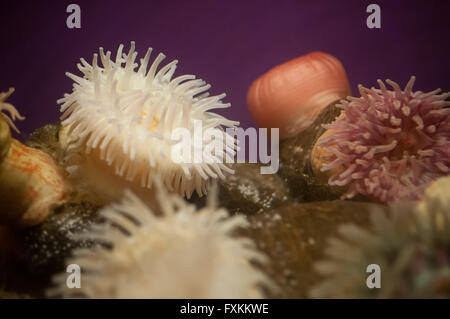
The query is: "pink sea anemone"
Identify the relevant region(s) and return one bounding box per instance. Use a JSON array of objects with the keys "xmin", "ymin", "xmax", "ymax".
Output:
[{"xmin": 316, "ymin": 76, "xmax": 450, "ymax": 204}]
